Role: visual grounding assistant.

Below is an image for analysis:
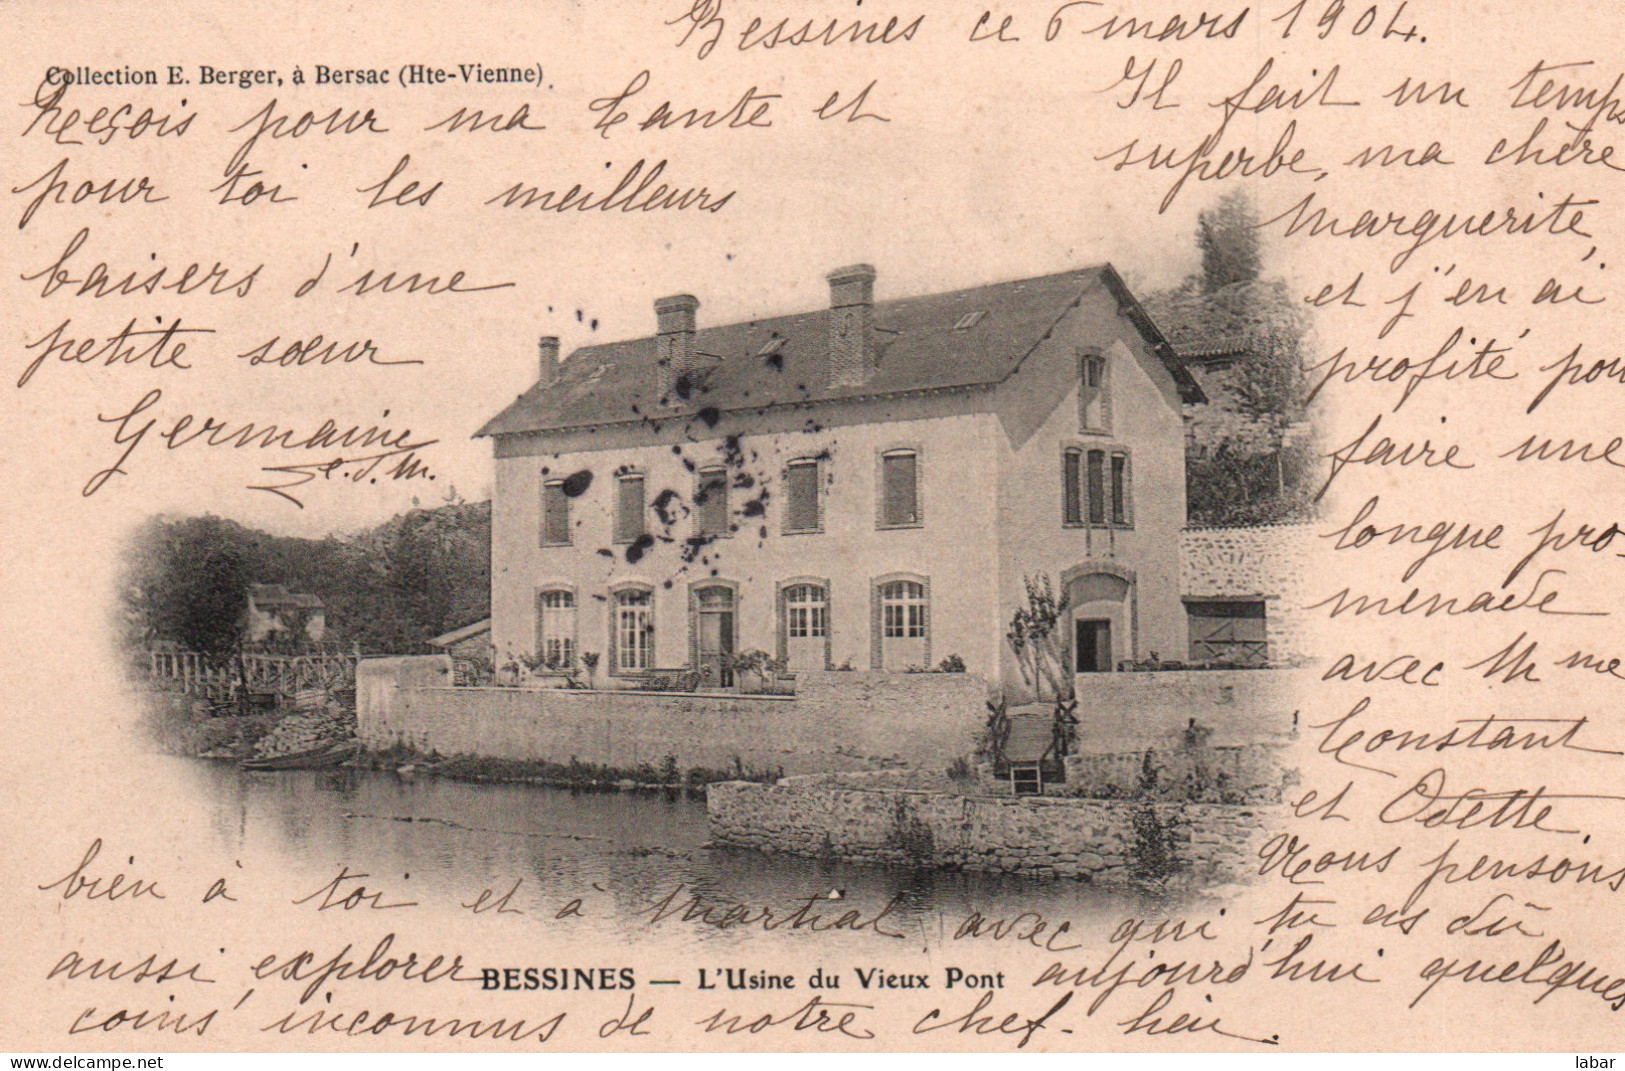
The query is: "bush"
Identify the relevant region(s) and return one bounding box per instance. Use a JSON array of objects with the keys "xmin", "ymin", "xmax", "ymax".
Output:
[
  {"xmin": 884, "ymin": 796, "xmax": 935, "ymax": 863},
  {"xmin": 1128, "ymin": 751, "xmax": 1179, "ymax": 882}
]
